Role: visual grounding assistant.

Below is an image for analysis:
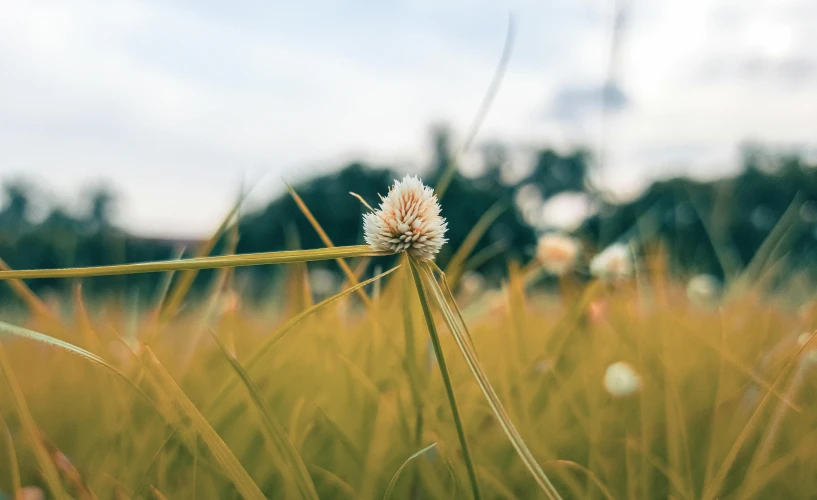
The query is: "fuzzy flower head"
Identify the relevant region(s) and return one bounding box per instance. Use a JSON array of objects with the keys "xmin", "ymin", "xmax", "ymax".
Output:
[
  {"xmin": 363, "ymin": 175, "xmax": 448, "ymax": 261},
  {"xmin": 686, "ymin": 274, "xmax": 722, "ymax": 304},
  {"xmin": 536, "ymin": 233, "xmax": 581, "ymax": 276},
  {"xmin": 603, "ymin": 361, "xmax": 642, "ymax": 397},
  {"xmin": 590, "ymin": 243, "xmax": 633, "ymax": 281}
]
